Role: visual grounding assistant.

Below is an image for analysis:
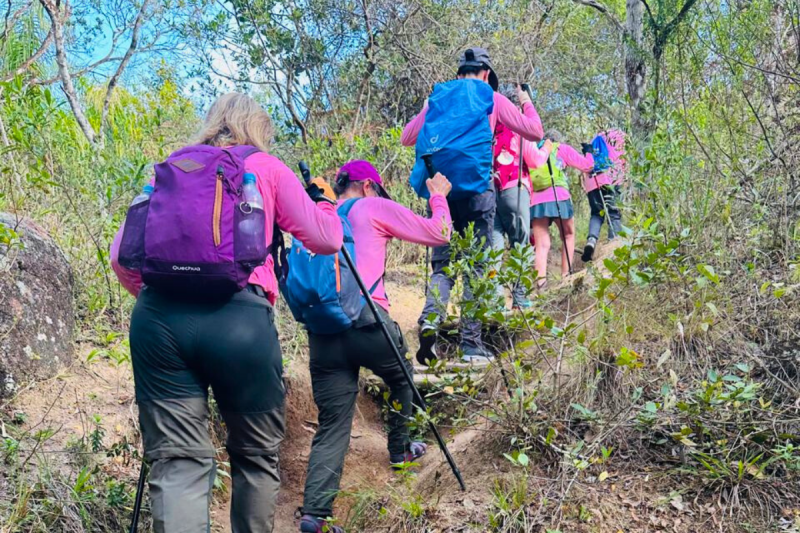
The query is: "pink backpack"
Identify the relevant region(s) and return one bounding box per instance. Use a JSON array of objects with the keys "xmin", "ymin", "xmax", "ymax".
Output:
[{"xmin": 492, "ymin": 123, "xmax": 529, "ymax": 191}]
